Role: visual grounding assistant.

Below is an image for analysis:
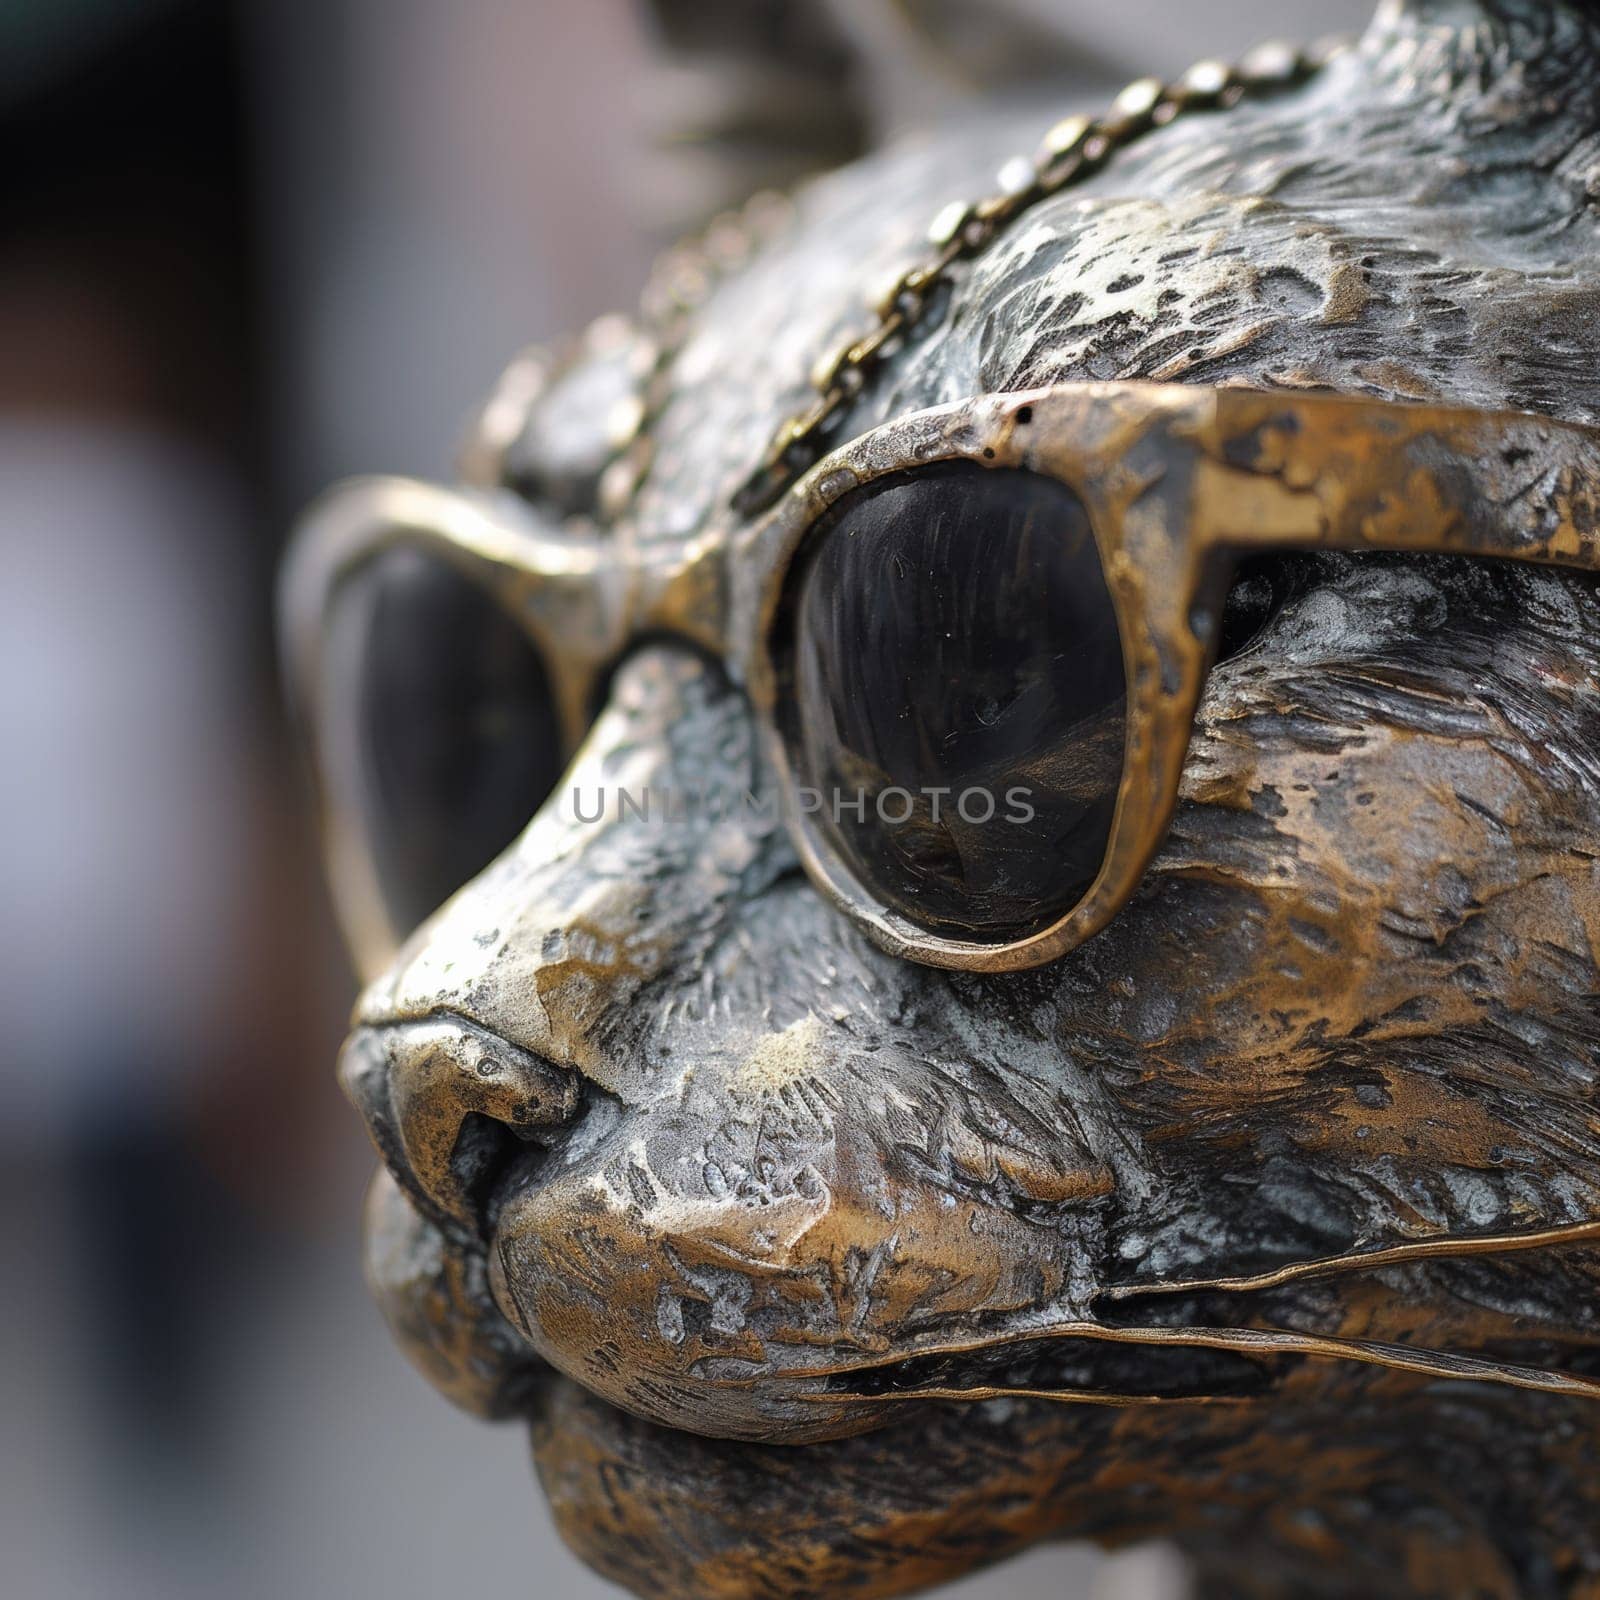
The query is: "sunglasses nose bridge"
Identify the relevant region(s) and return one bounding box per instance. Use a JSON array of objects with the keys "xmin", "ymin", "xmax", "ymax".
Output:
[{"xmin": 627, "ymin": 531, "xmax": 729, "ymax": 662}]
